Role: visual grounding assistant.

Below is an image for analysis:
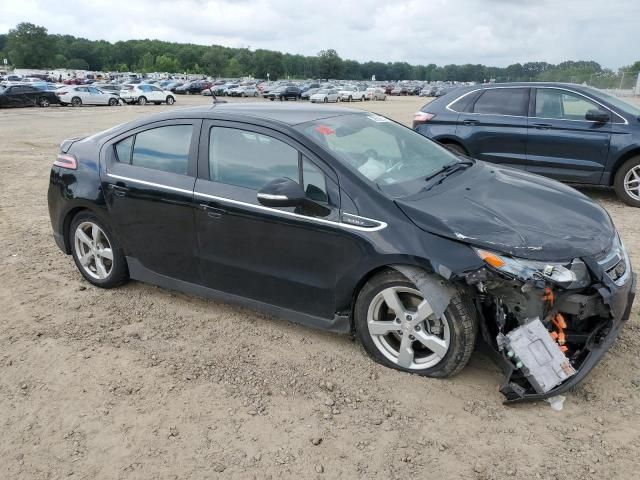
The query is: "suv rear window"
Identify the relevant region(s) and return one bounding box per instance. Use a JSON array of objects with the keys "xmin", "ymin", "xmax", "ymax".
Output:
[{"xmin": 473, "ymin": 88, "xmax": 529, "ymax": 116}]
